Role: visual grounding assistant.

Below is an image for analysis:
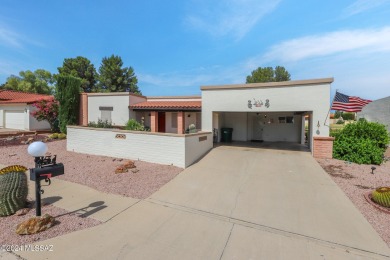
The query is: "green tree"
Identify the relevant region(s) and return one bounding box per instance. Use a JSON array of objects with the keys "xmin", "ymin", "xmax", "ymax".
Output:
[
  {"xmin": 98, "ymin": 55, "xmax": 141, "ymax": 94},
  {"xmin": 246, "ymin": 66, "xmax": 291, "ymax": 83},
  {"xmin": 56, "ymin": 75, "xmax": 81, "ymax": 133},
  {"xmin": 4, "ymin": 69, "xmax": 54, "ymax": 94},
  {"xmin": 57, "ymin": 56, "xmax": 97, "ymax": 93}
]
